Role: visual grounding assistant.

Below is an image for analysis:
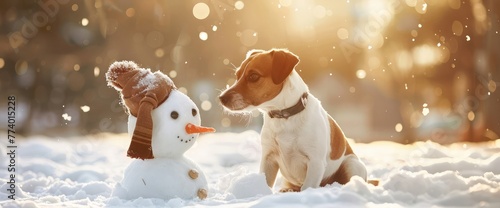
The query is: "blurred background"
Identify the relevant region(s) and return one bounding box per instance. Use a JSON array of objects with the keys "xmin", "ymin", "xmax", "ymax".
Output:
[{"xmin": 0, "ymin": 0, "xmax": 498, "ymax": 144}]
